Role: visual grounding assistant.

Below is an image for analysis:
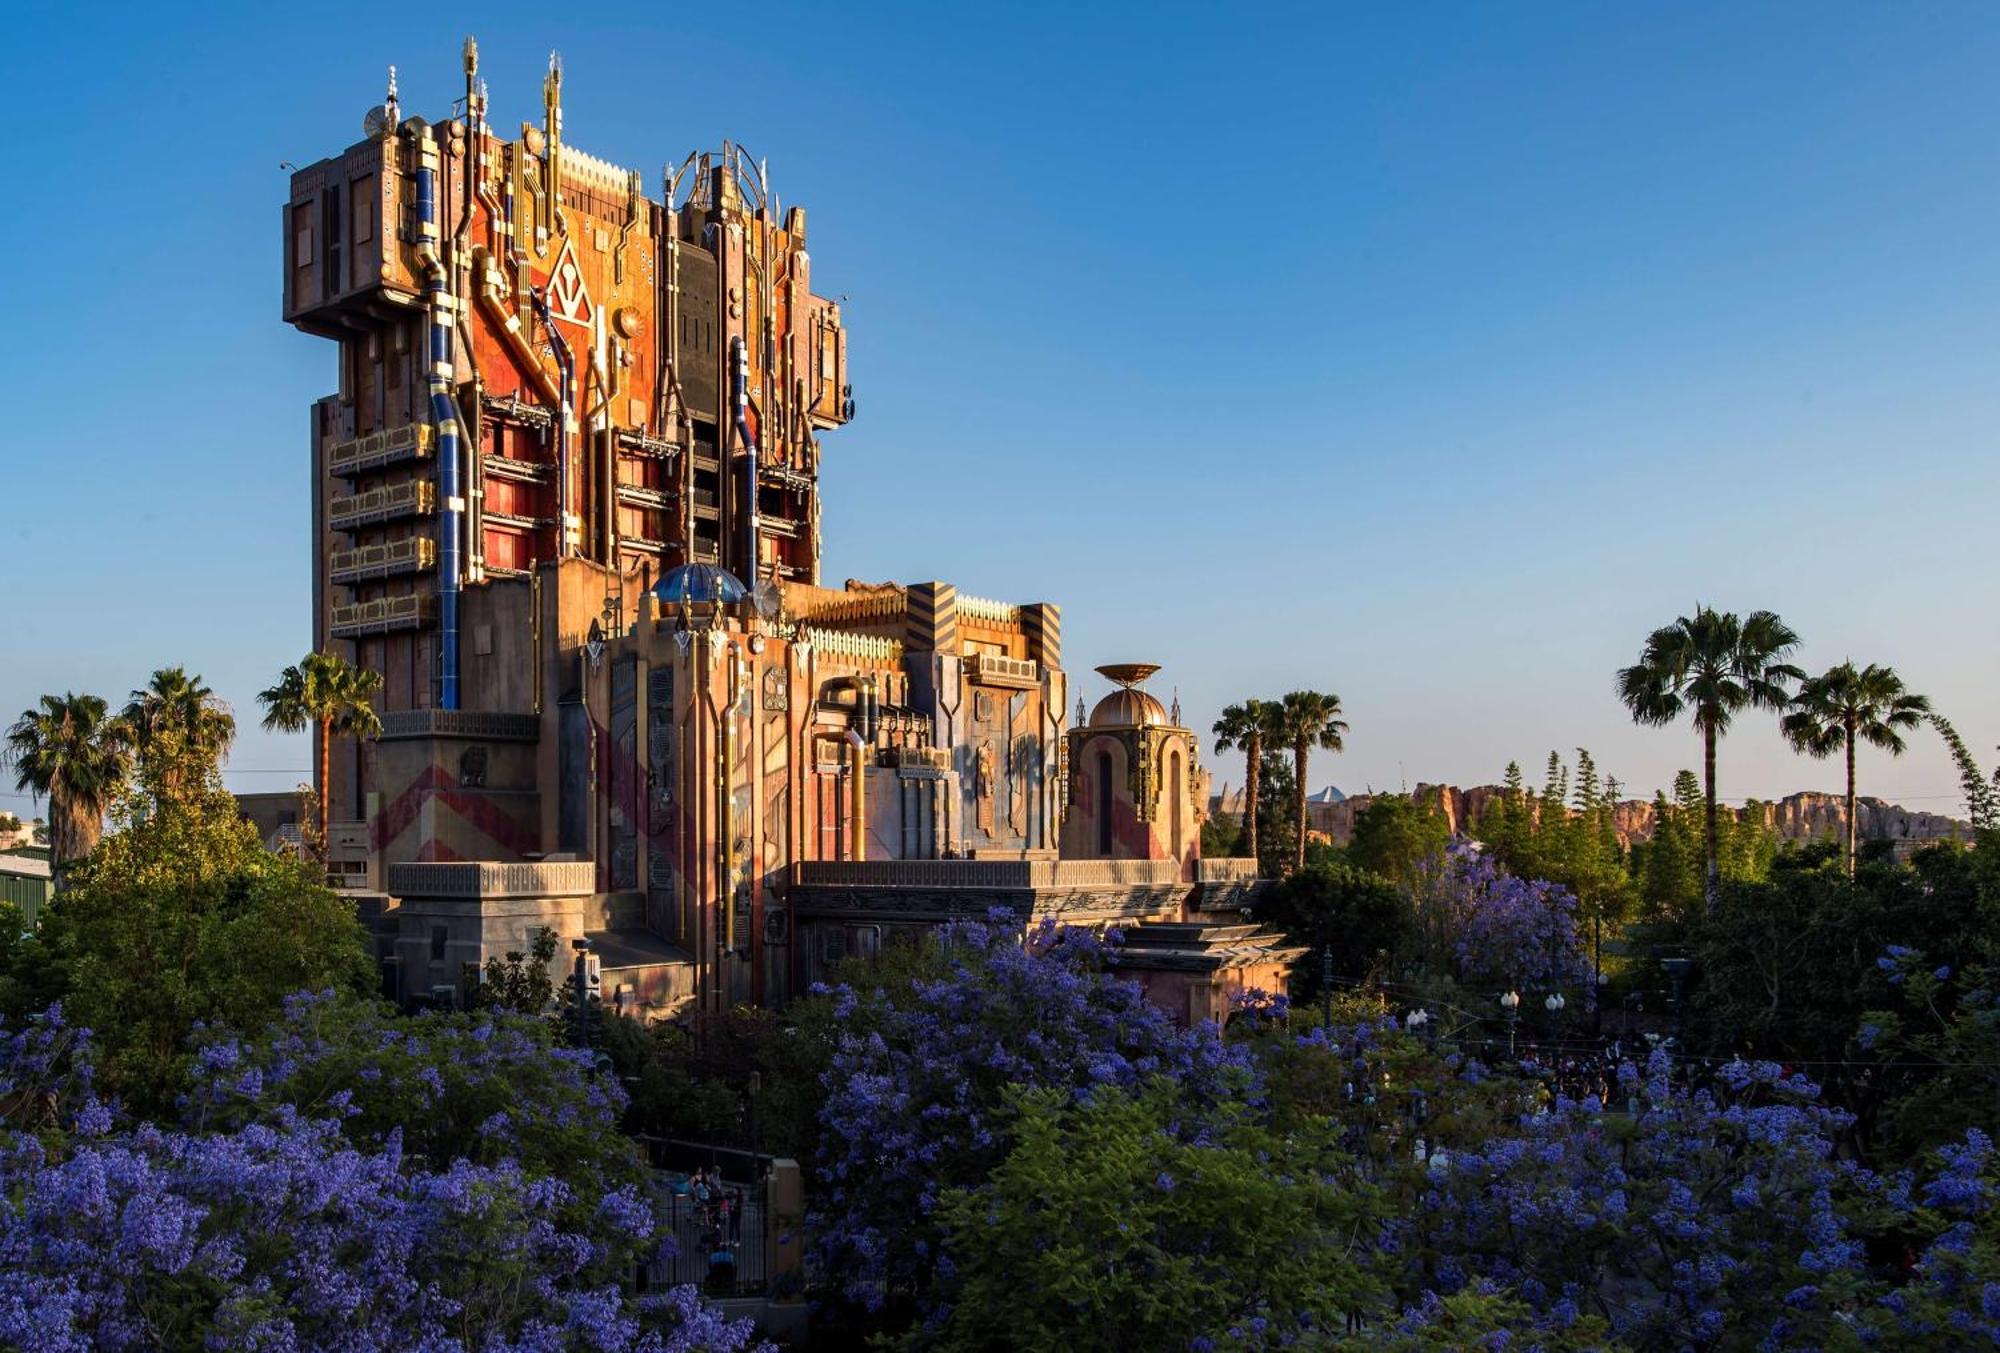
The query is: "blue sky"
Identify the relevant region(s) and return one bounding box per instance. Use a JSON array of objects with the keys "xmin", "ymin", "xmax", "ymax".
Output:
[{"xmin": 4, "ymin": 1, "xmax": 1997, "ymax": 815}]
